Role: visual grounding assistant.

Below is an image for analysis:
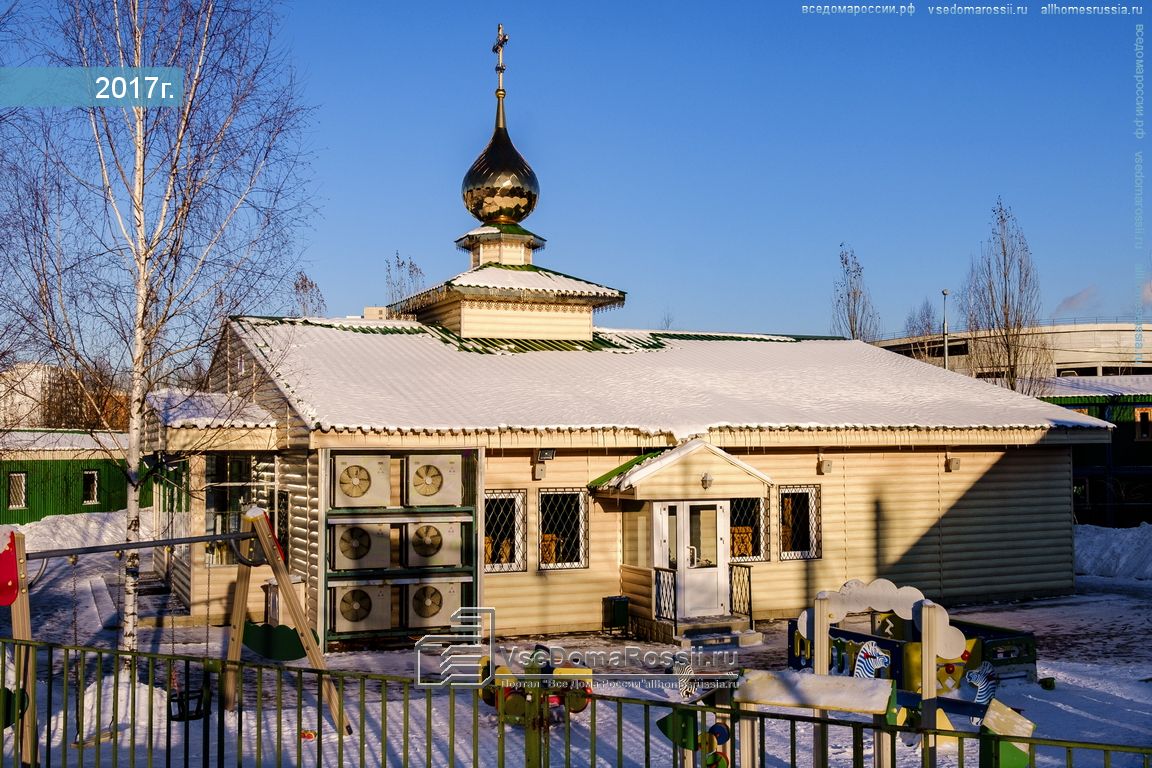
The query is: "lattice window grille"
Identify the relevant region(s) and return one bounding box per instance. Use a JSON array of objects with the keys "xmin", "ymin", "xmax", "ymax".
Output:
[
  {"xmin": 484, "ymin": 490, "xmax": 527, "ymax": 573},
  {"xmin": 7, "ymin": 473, "xmax": 26, "ymax": 510},
  {"xmin": 538, "ymin": 489, "xmax": 588, "ymax": 570},
  {"xmin": 82, "ymin": 470, "xmax": 99, "ymax": 505},
  {"xmin": 730, "ymin": 497, "xmax": 768, "ymax": 562},
  {"xmin": 779, "ymin": 485, "xmax": 822, "ymax": 561}
]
